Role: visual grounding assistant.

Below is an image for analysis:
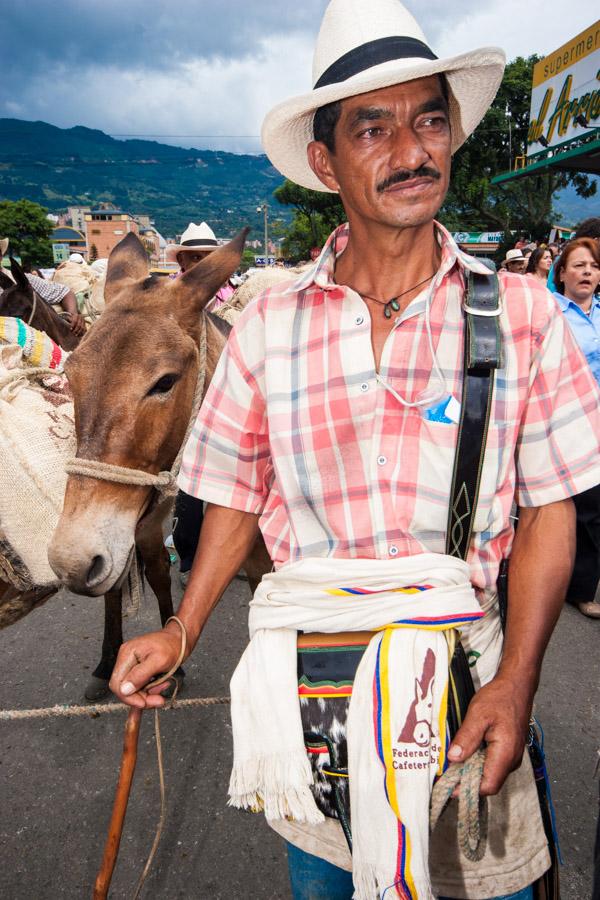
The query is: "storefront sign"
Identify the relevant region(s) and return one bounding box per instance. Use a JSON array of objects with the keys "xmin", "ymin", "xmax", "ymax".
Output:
[
  {"xmin": 452, "ymin": 232, "xmax": 503, "ymax": 245},
  {"xmin": 527, "ymin": 20, "xmax": 600, "ymax": 156}
]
